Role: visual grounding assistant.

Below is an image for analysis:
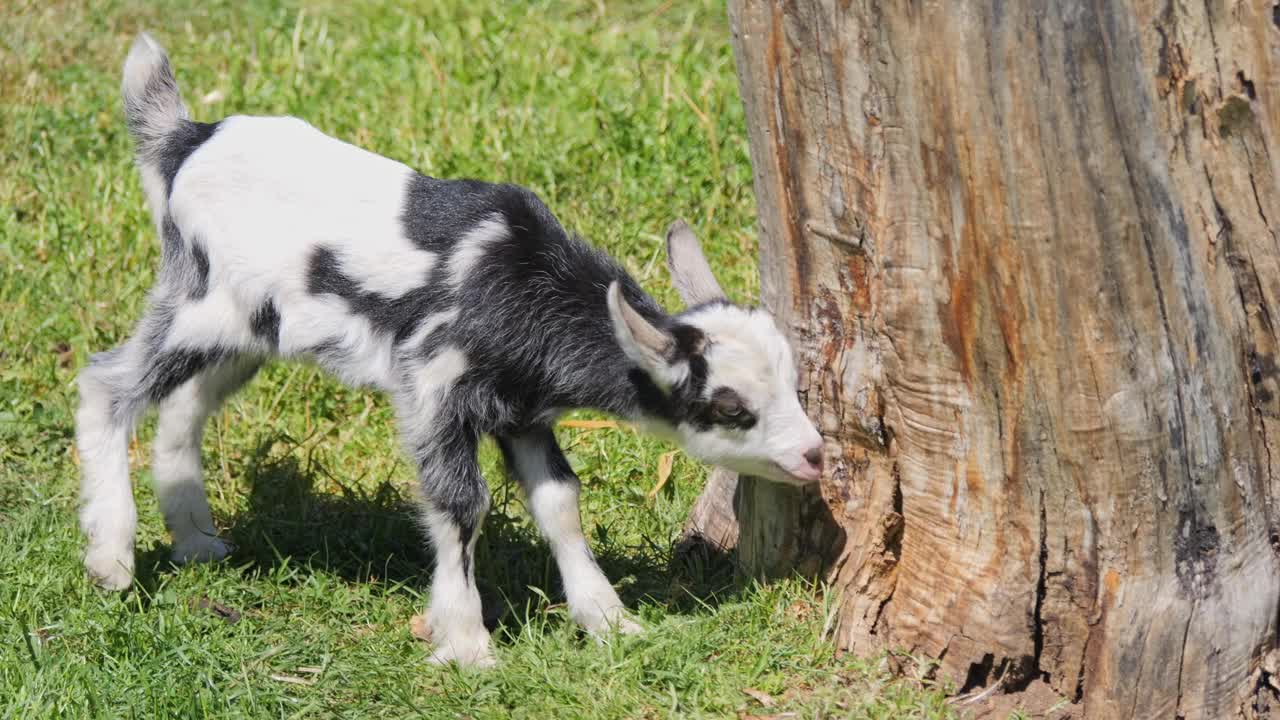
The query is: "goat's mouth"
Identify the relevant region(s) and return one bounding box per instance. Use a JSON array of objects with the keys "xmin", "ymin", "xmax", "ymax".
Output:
[
  {"xmin": 774, "ymin": 459, "xmax": 821, "ymax": 485},
  {"xmin": 737, "ymin": 459, "xmax": 819, "ymax": 486},
  {"xmin": 712, "ymin": 458, "xmax": 820, "ymax": 486}
]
